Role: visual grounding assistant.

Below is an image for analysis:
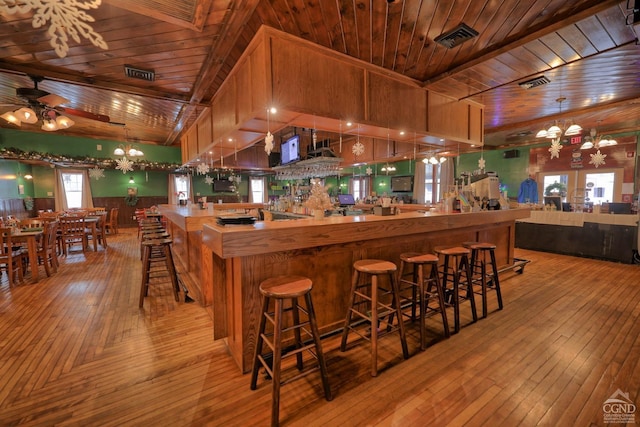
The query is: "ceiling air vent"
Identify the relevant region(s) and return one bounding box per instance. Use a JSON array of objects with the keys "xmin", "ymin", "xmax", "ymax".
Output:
[
  {"xmin": 519, "ymin": 75, "xmax": 550, "ymax": 89},
  {"xmin": 124, "ymin": 65, "xmax": 155, "ymax": 82},
  {"xmin": 434, "ymin": 23, "xmax": 479, "ymax": 49}
]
